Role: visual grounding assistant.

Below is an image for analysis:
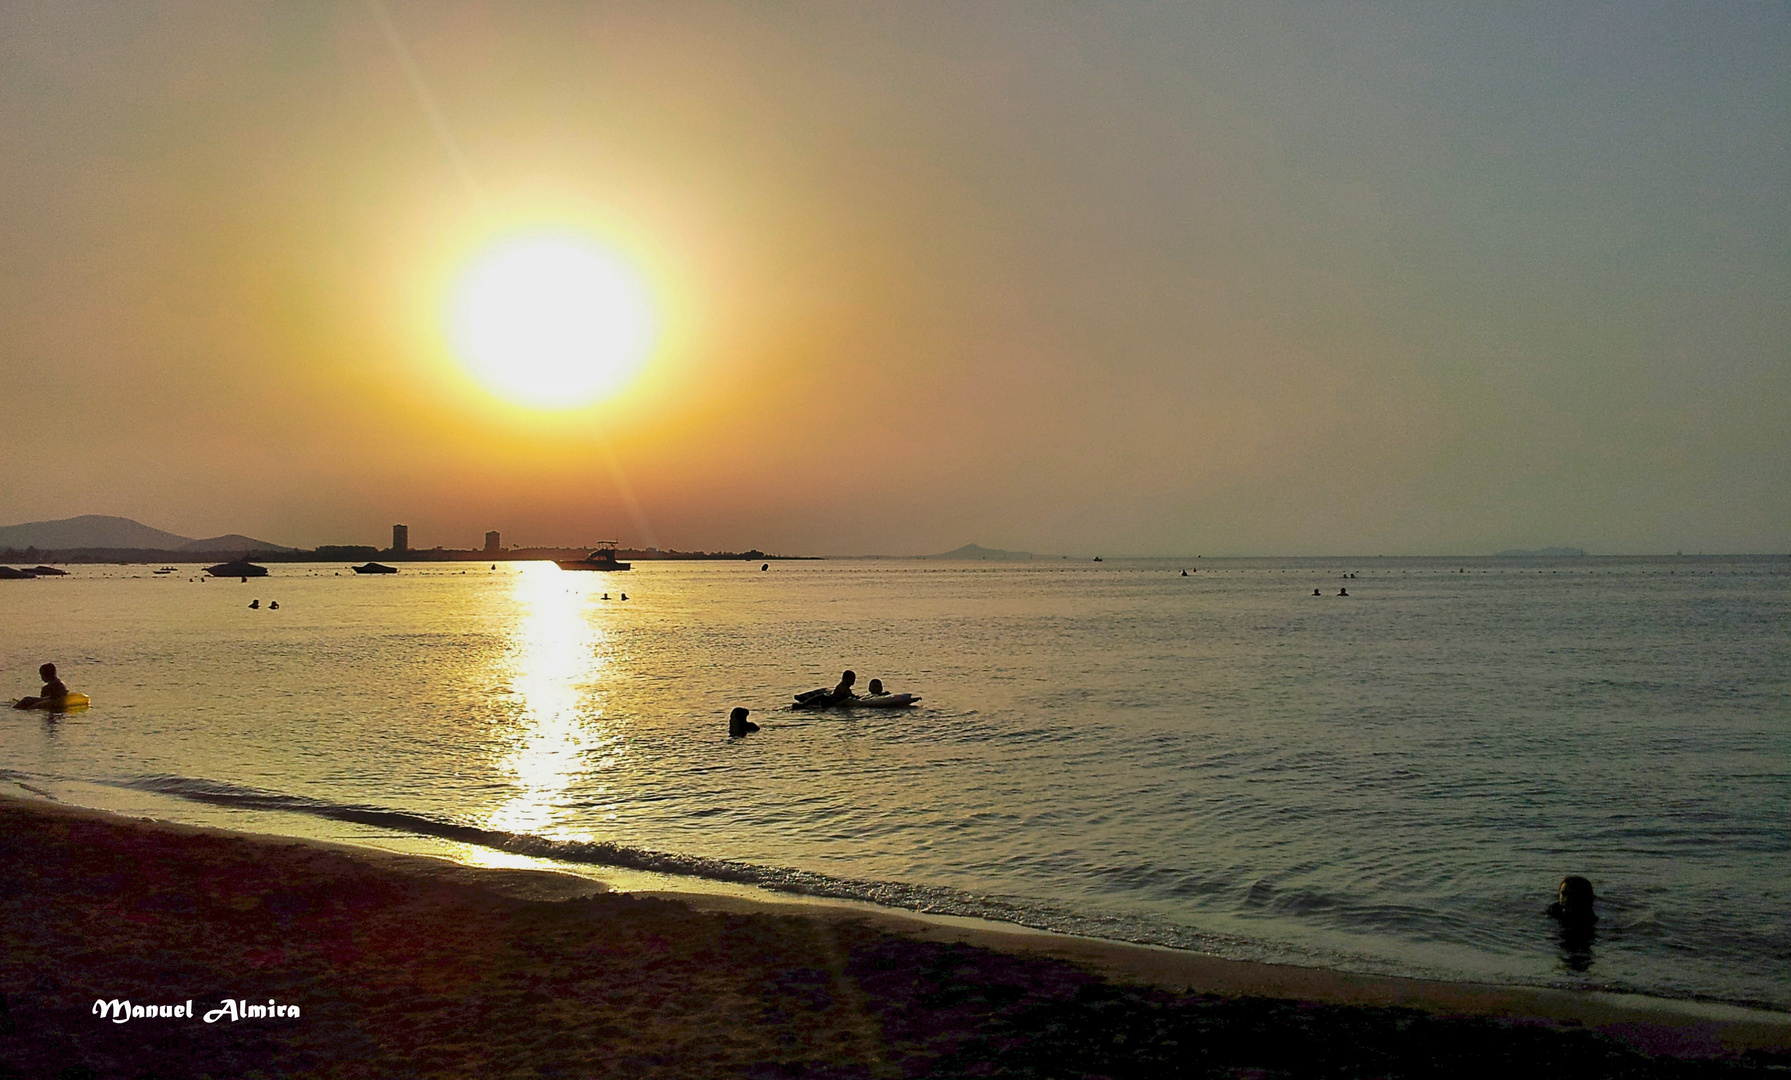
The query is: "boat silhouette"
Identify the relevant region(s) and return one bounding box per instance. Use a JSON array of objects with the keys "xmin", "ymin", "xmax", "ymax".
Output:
[{"xmin": 555, "ymin": 543, "xmax": 631, "ymax": 572}]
